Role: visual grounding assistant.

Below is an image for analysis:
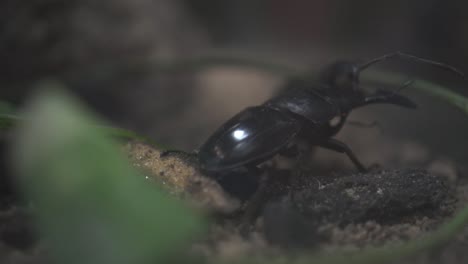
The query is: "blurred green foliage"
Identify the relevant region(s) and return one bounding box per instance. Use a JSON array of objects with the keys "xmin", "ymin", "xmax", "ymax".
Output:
[
  {"xmin": 10, "ymin": 87, "xmax": 204, "ymax": 264},
  {"xmin": 0, "ymin": 114, "xmax": 157, "ymax": 146},
  {"xmin": 0, "ymin": 101, "xmax": 13, "ymax": 115},
  {"xmin": 0, "ymin": 101, "xmax": 15, "ymax": 129},
  {"xmin": 0, "ymin": 114, "xmax": 17, "ymax": 130},
  {"xmin": 366, "ymin": 70, "xmax": 468, "ymax": 115}
]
